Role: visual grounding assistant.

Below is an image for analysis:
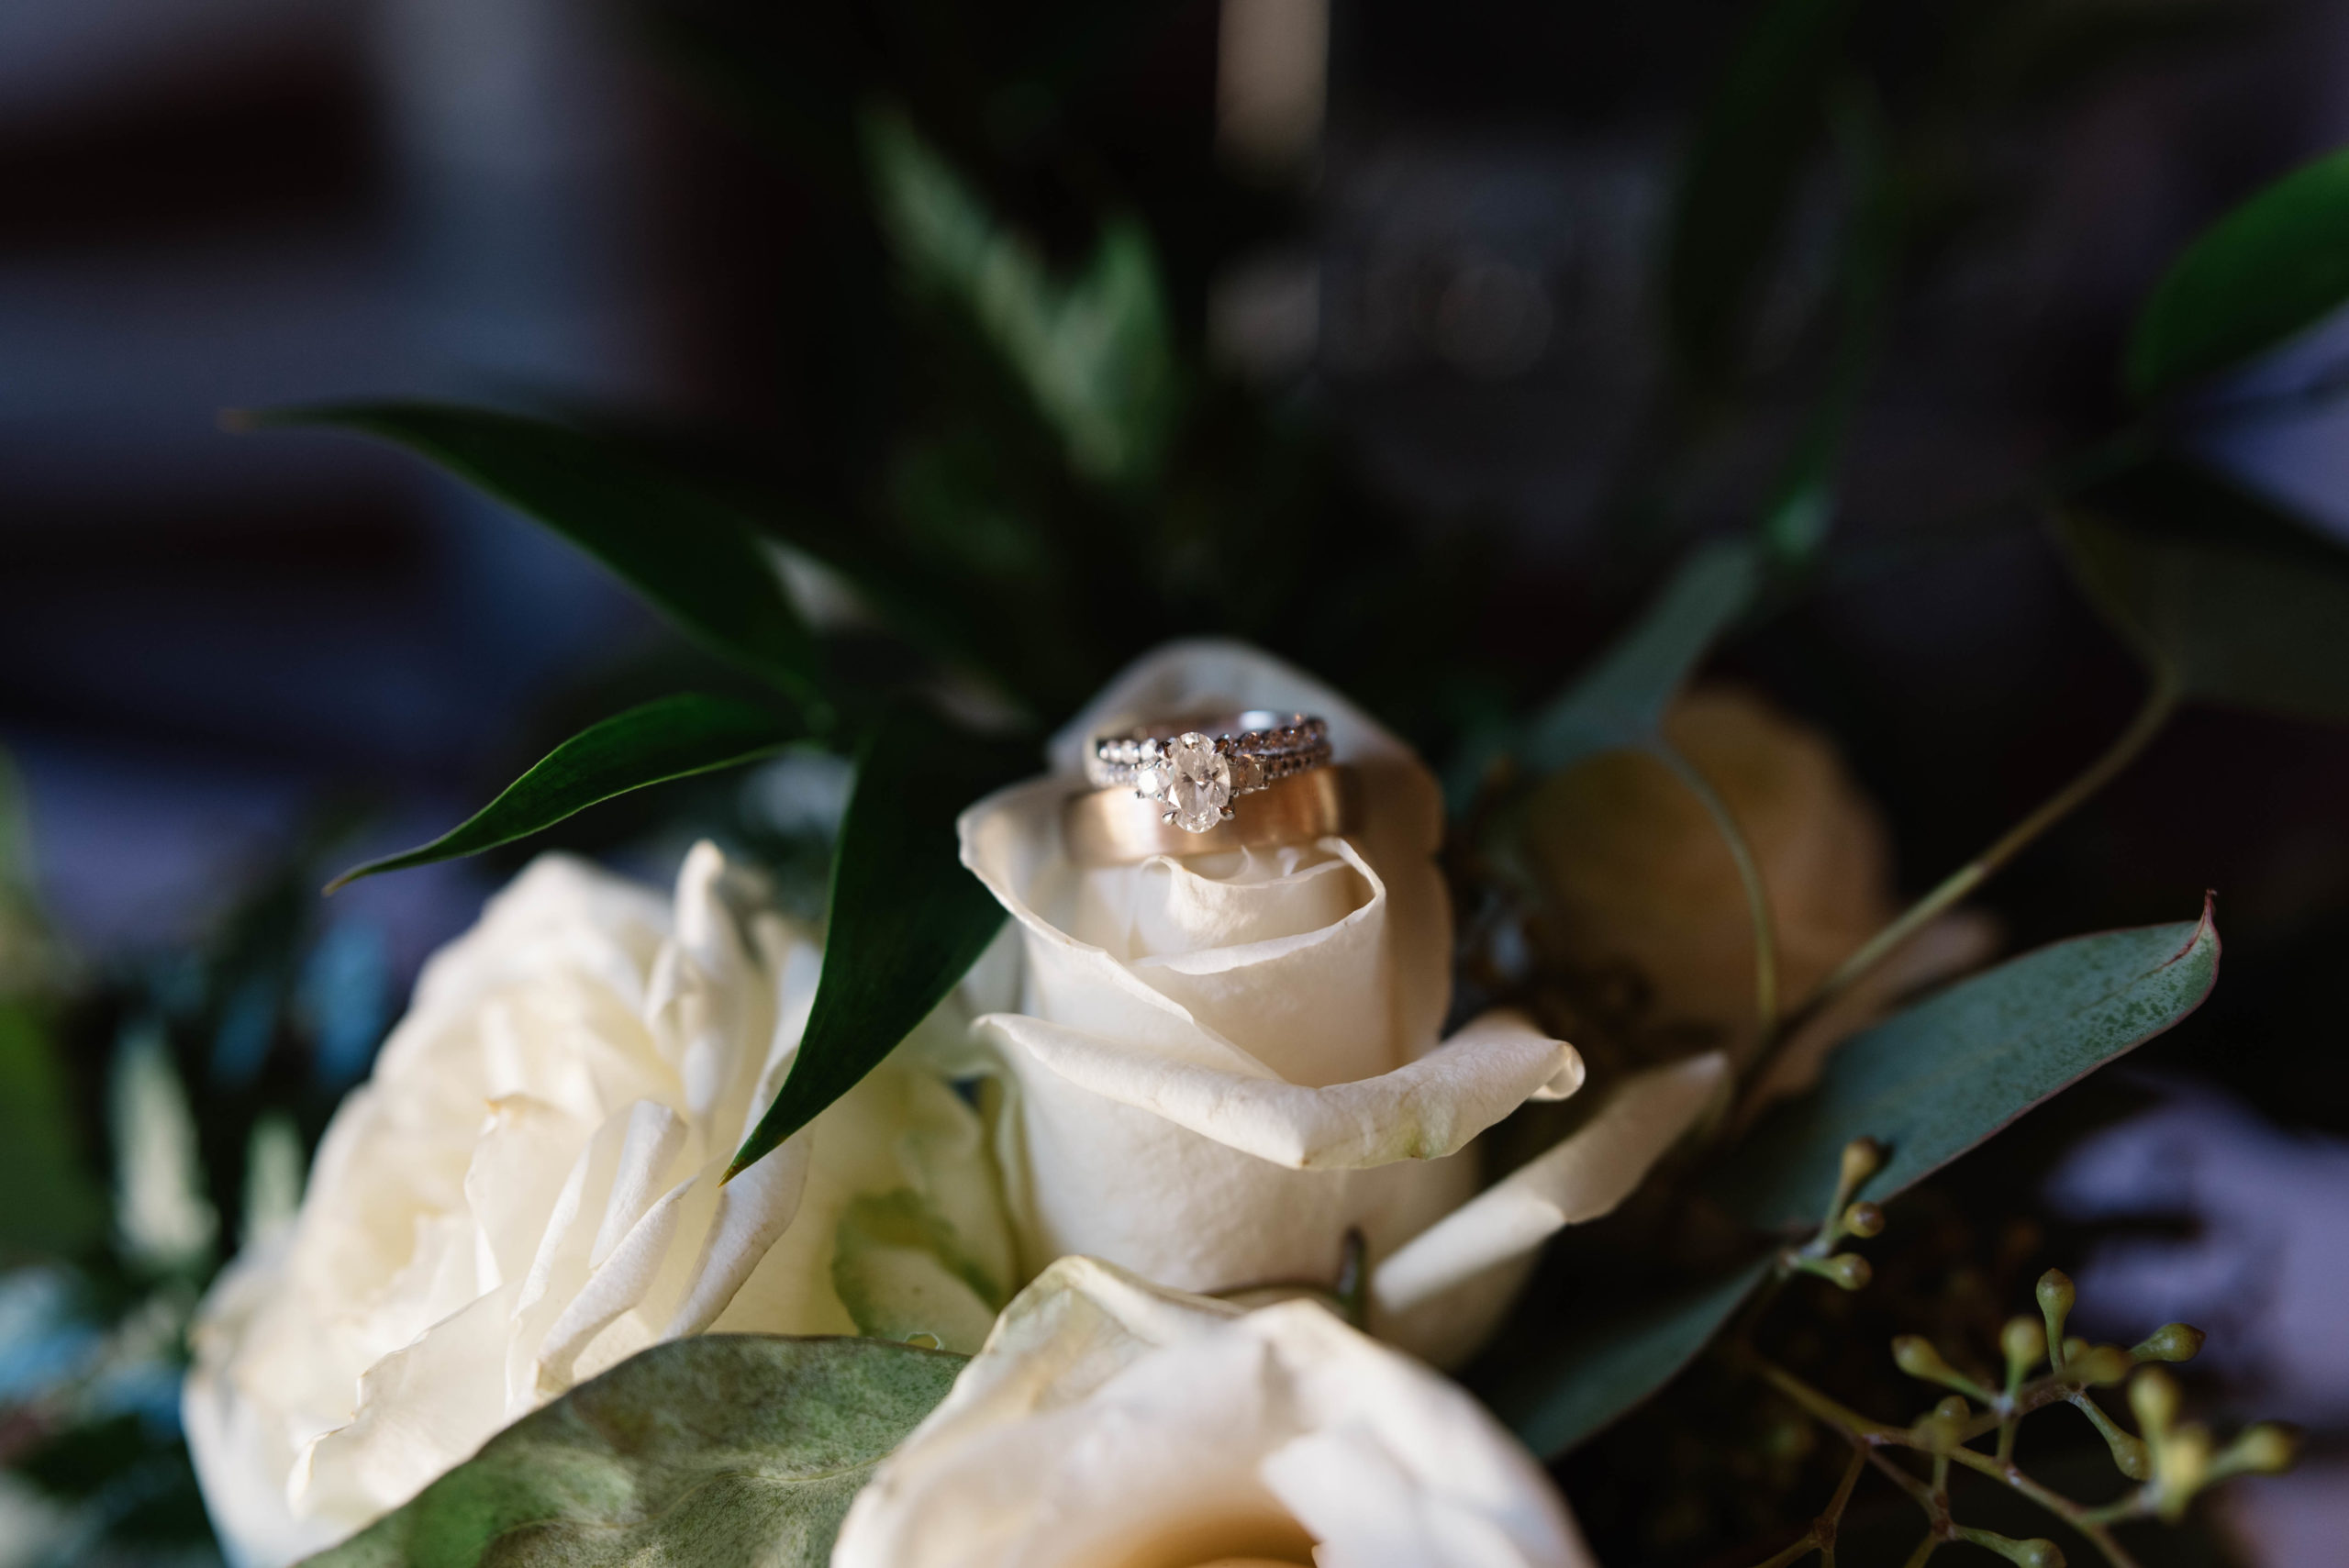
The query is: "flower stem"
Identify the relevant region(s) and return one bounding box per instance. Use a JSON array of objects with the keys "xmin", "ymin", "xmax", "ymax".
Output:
[{"xmin": 1736, "ymin": 664, "xmax": 2180, "ymax": 1120}]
